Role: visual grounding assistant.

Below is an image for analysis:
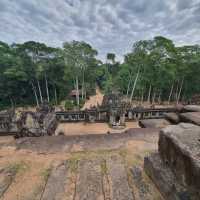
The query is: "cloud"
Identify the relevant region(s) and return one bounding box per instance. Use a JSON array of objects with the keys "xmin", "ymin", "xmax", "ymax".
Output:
[{"xmin": 0, "ymin": 0, "xmax": 200, "ymax": 61}]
